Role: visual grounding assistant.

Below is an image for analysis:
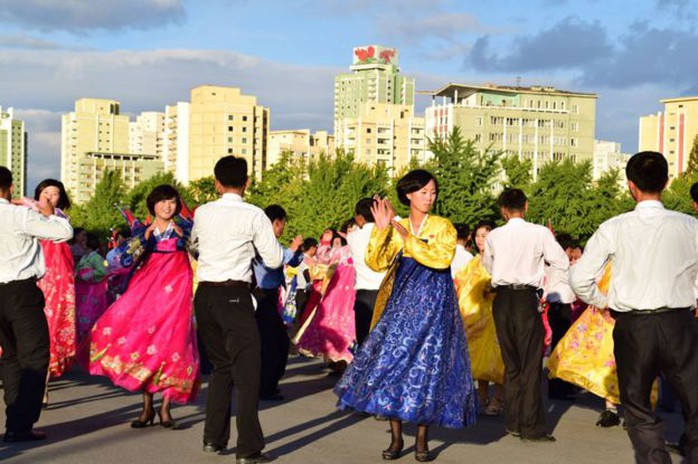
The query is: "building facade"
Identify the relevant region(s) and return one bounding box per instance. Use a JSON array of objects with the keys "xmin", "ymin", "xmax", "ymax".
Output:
[
  {"xmin": 188, "ymin": 85, "xmax": 269, "ymax": 181},
  {"xmin": 426, "ymin": 84, "xmax": 597, "ymax": 179},
  {"xmin": 0, "ymin": 107, "xmax": 27, "ymax": 198},
  {"xmin": 61, "ymin": 98, "xmax": 166, "ymax": 203},
  {"xmin": 267, "ymin": 129, "xmax": 335, "ymax": 166},
  {"xmin": 593, "ymin": 140, "xmax": 631, "ymax": 183},
  {"xmin": 638, "ymin": 96, "xmax": 698, "ymax": 180},
  {"xmin": 335, "ymin": 102, "xmax": 427, "ymax": 170},
  {"xmin": 129, "ymin": 111, "xmax": 165, "ymax": 159},
  {"xmin": 164, "ymin": 102, "xmax": 190, "ymax": 184}
]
